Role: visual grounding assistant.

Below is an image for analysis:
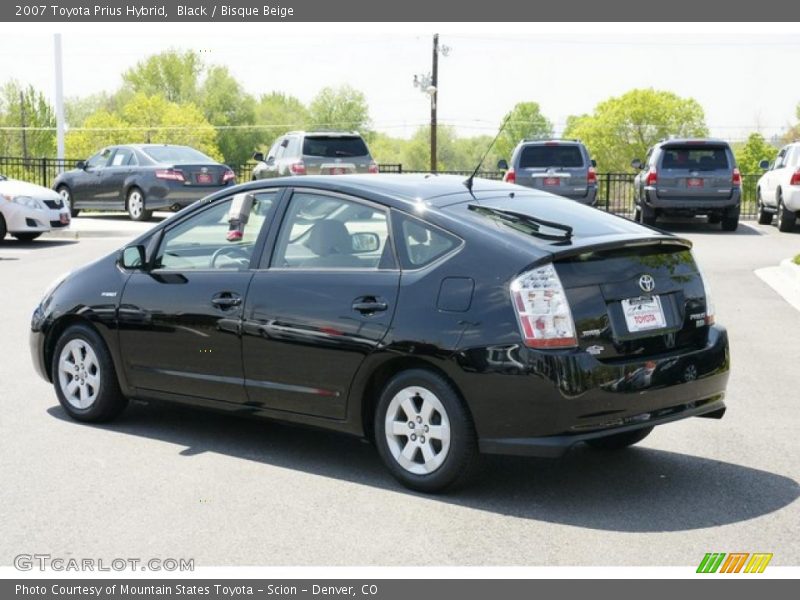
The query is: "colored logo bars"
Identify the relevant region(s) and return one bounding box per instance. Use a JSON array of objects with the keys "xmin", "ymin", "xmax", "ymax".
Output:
[{"xmin": 697, "ymin": 553, "xmax": 773, "ymax": 573}]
